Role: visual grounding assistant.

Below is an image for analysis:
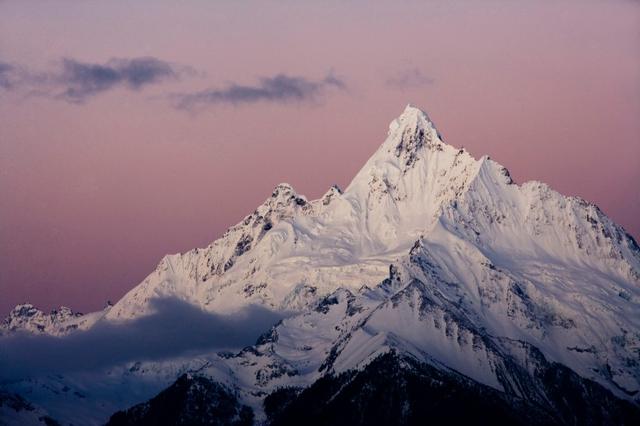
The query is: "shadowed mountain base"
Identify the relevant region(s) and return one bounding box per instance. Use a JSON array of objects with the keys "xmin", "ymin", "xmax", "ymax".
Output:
[
  {"xmin": 107, "ymin": 352, "xmax": 640, "ymax": 426},
  {"xmin": 107, "ymin": 375, "xmax": 253, "ymax": 426}
]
